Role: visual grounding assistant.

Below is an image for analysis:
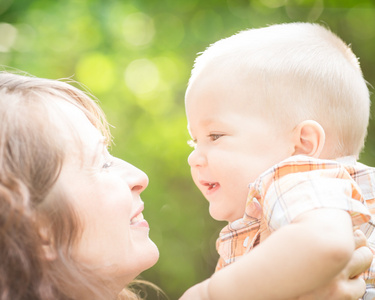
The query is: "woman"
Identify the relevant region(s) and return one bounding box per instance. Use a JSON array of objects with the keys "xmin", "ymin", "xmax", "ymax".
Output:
[
  {"xmin": 0, "ymin": 72, "xmax": 159, "ymax": 299},
  {"xmin": 0, "ymin": 71, "xmax": 371, "ymax": 299}
]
